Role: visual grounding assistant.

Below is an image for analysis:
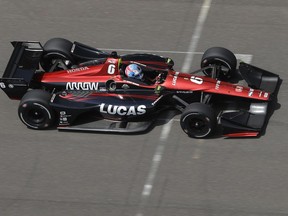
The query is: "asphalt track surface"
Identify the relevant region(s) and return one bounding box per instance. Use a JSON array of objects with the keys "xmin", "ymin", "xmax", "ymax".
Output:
[{"xmin": 0, "ymin": 0, "xmax": 287, "ymax": 216}]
